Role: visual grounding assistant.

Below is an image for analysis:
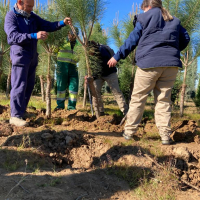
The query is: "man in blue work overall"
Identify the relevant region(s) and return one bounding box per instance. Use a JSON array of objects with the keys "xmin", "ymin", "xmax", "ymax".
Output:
[{"xmin": 4, "ymin": 0, "xmax": 72, "ymax": 126}]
